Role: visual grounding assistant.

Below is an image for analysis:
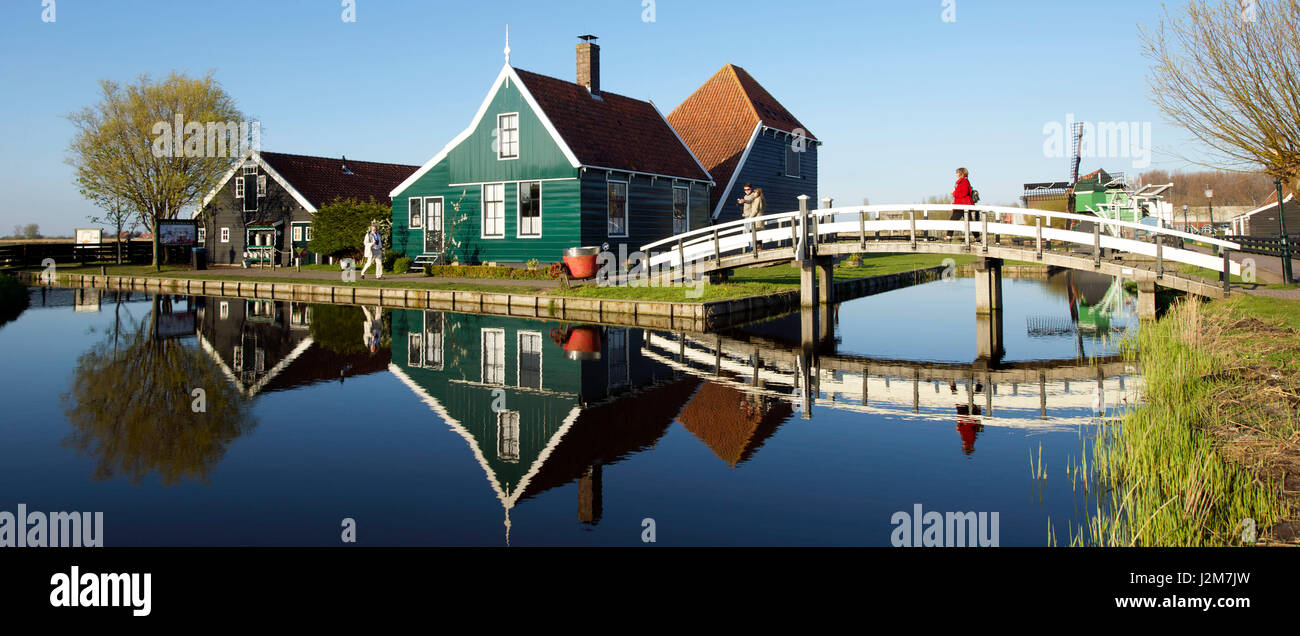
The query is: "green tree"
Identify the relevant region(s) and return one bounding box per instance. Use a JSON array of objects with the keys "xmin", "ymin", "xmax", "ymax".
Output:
[
  {"xmin": 65, "ymin": 71, "xmax": 246, "ymax": 269},
  {"xmin": 22, "ymin": 224, "xmax": 41, "ymax": 239},
  {"xmin": 308, "ymin": 197, "xmax": 393, "ymax": 260}
]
